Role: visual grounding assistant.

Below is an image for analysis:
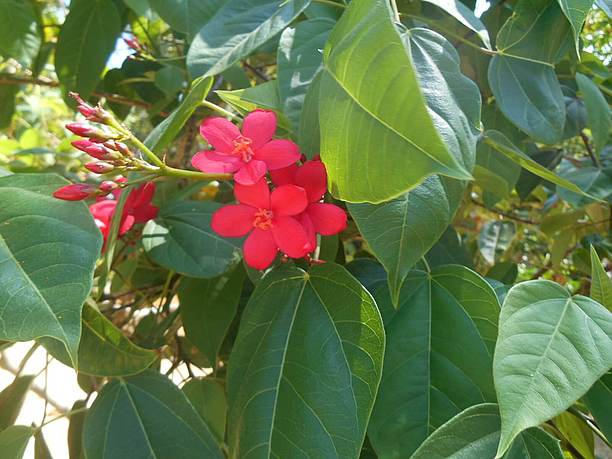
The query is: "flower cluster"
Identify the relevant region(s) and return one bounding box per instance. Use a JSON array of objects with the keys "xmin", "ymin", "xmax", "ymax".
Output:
[{"xmin": 201, "ymin": 110, "xmax": 346, "ymax": 270}]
